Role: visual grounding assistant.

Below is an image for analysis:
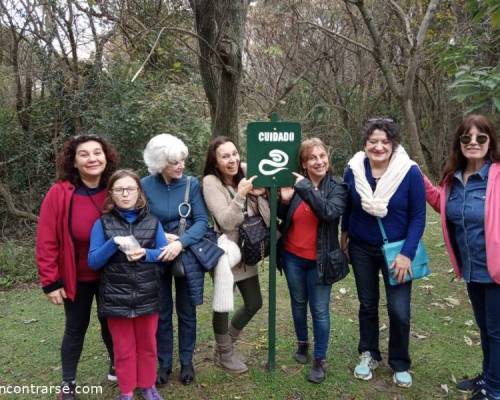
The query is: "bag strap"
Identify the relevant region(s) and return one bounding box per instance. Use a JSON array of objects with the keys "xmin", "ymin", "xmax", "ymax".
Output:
[
  {"xmin": 376, "ymin": 217, "xmax": 389, "ymax": 244},
  {"xmin": 177, "ymin": 176, "xmax": 192, "ymax": 236},
  {"xmin": 226, "ymin": 185, "xmax": 248, "ymax": 215}
]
